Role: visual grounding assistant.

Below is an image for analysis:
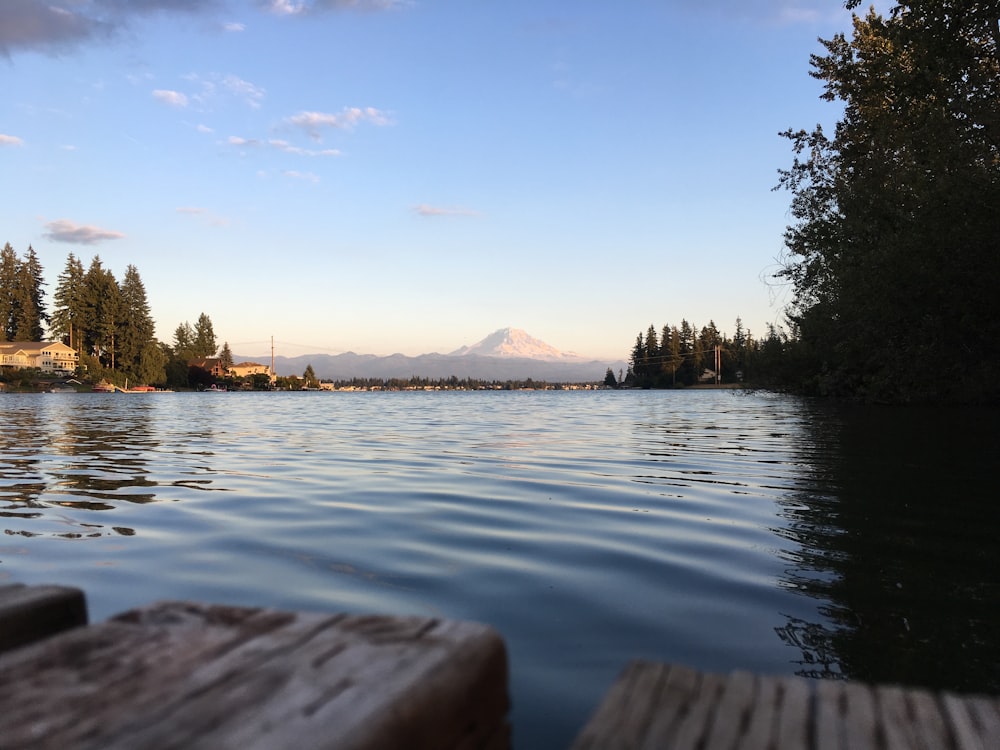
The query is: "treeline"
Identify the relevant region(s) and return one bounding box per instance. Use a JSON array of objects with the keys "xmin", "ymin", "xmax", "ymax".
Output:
[
  {"xmin": 771, "ymin": 2, "xmax": 1000, "ymax": 404},
  {"xmin": 621, "ymin": 318, "xmax": 786, "ymax": 388},
  {"xmin": 1, "ymin": 243, "xmax": 223, "ymax": 389}
]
